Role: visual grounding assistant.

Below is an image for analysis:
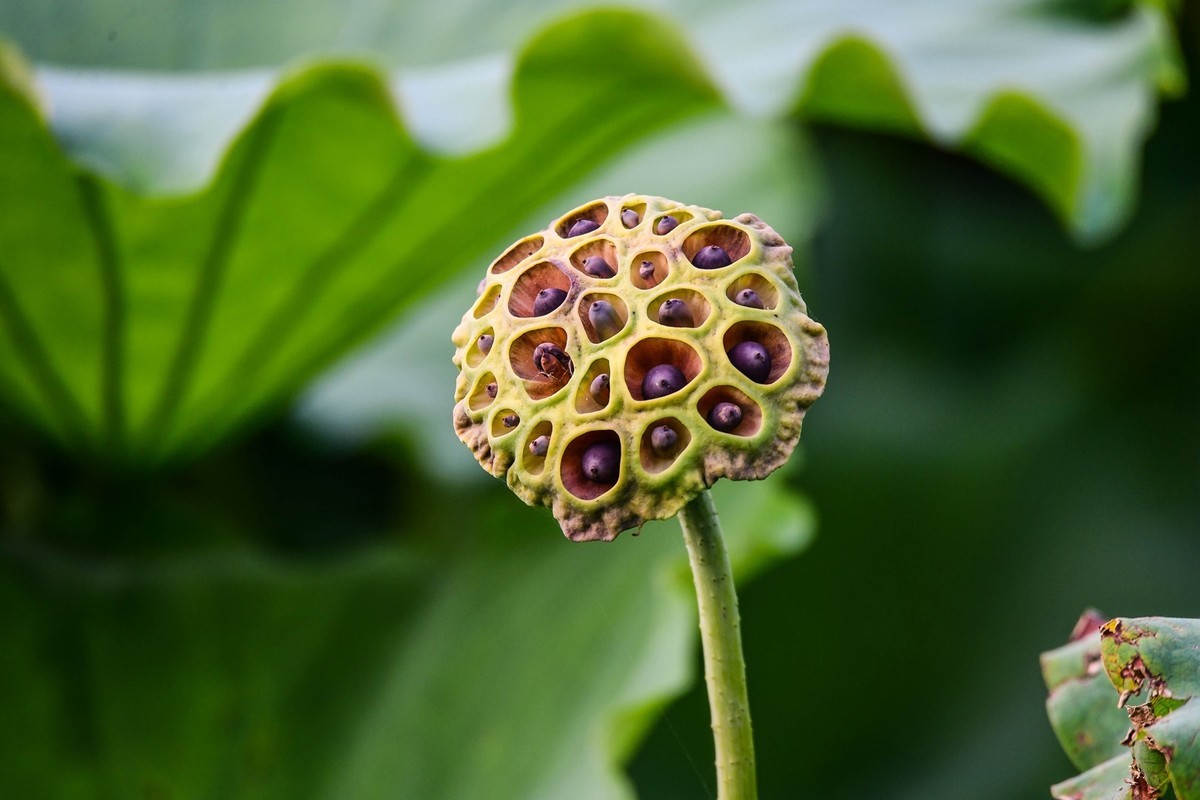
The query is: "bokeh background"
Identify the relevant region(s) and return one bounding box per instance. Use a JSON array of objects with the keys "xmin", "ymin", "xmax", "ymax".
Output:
[{"xmin": 1, "ymin": 2, "xmax": 1197, "ymax": 798}]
